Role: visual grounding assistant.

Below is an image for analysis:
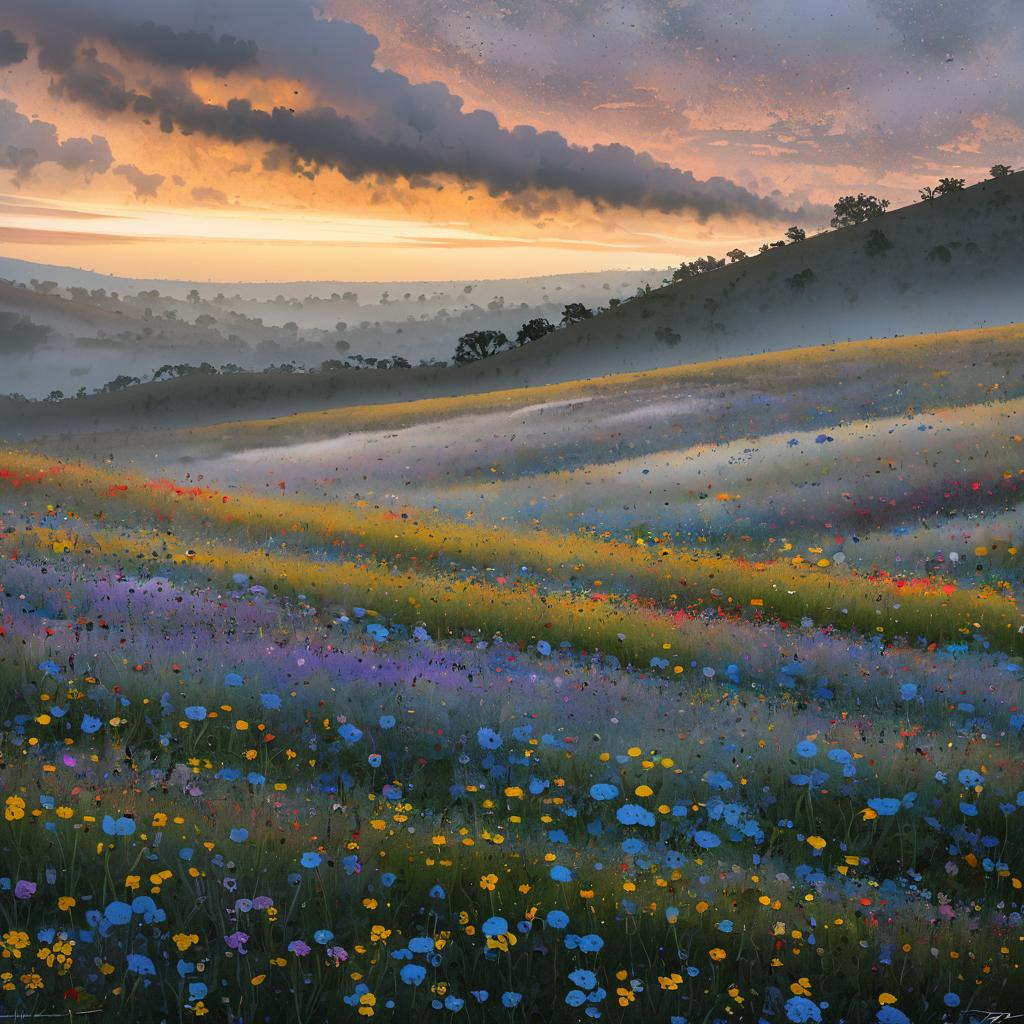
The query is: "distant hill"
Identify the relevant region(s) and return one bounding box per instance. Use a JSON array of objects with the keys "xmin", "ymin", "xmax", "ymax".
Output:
[
  {"xmin": 1, "ymin": 173, "xmax": 1021, "ymax": 435},
  {"xmin": 485, "ymin": 172, "xmax": 1024, "ymax": 384}
]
